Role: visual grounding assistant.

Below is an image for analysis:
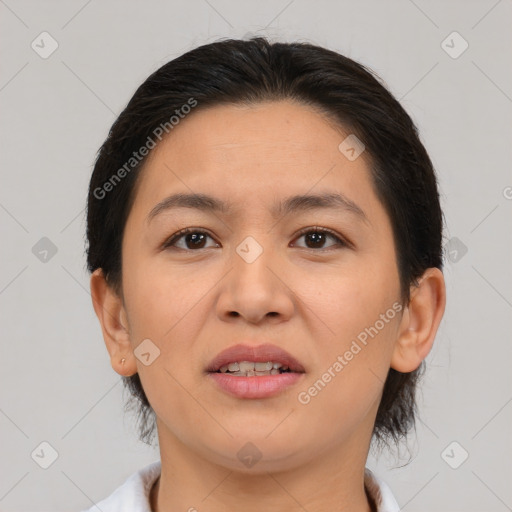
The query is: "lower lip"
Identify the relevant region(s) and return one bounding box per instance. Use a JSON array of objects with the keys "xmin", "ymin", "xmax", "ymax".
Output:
[{"xmin": 208, "ymin": 372, "xmax": 305, "ymax": 399}]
